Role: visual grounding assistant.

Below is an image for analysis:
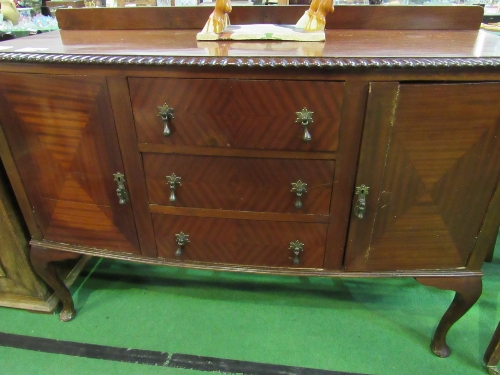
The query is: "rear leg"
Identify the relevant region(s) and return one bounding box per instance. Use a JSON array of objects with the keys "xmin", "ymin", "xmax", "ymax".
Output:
[{"xmin": 484, "ymin": 321, "xmax": 500, "ymax": 375}]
